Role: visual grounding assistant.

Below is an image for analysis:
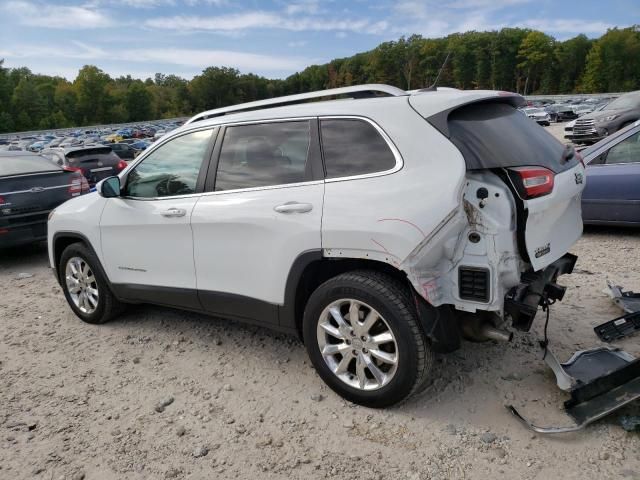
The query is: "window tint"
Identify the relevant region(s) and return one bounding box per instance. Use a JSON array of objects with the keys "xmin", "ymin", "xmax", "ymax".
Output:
[
  {"xmin": 125, "ymin": 129, "xmax": 212, "ymax": 198},
  {"xmin": 606, "ymin": 131, "xmax": 640, "ymax": 164},
  {"xmin": 320, "ymin": 119, "xmax": 396, "ymax": 179},
  {"xmin": 215, "ymin": 121, "xmax": 310, "ymax": 191},
  {"xmin": 447, "ymin": 103, "xmax": 570, "ymax": 172}
]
